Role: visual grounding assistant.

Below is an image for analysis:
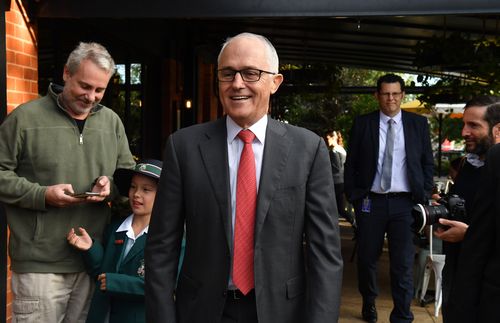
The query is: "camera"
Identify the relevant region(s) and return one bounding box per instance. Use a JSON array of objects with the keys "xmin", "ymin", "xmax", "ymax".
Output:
[{"xmin": 412, "ymin": 194, "xmax": 466, "ymax": 234}]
